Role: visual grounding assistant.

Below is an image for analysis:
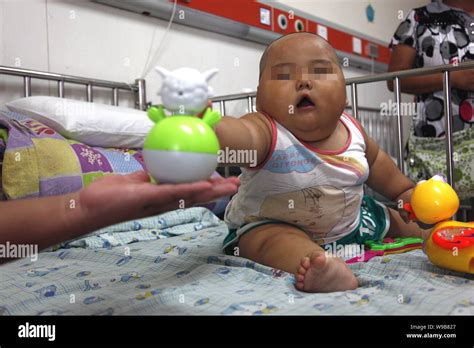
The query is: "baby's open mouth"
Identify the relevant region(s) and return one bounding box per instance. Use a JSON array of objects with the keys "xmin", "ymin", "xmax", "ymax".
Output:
[{"xmin": 296, "ymin": 95, "xmax": 315, "ymax": 109}]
